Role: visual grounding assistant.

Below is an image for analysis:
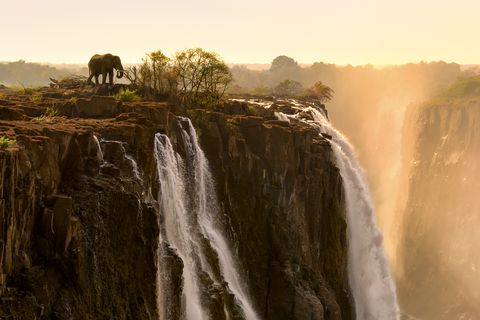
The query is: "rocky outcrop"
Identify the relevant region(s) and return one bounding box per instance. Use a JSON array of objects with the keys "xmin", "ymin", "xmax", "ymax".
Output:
[
  {"xmin": 189, "ymin": 107, "xmax": 351, "ymax": 319},
  {"xmin": 0, "ymin": 90, "xmax": 351, "ymax": 319},
  {"xmin": 397, "ymin": 98, "xmax": 480, "ymax": 319}
]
